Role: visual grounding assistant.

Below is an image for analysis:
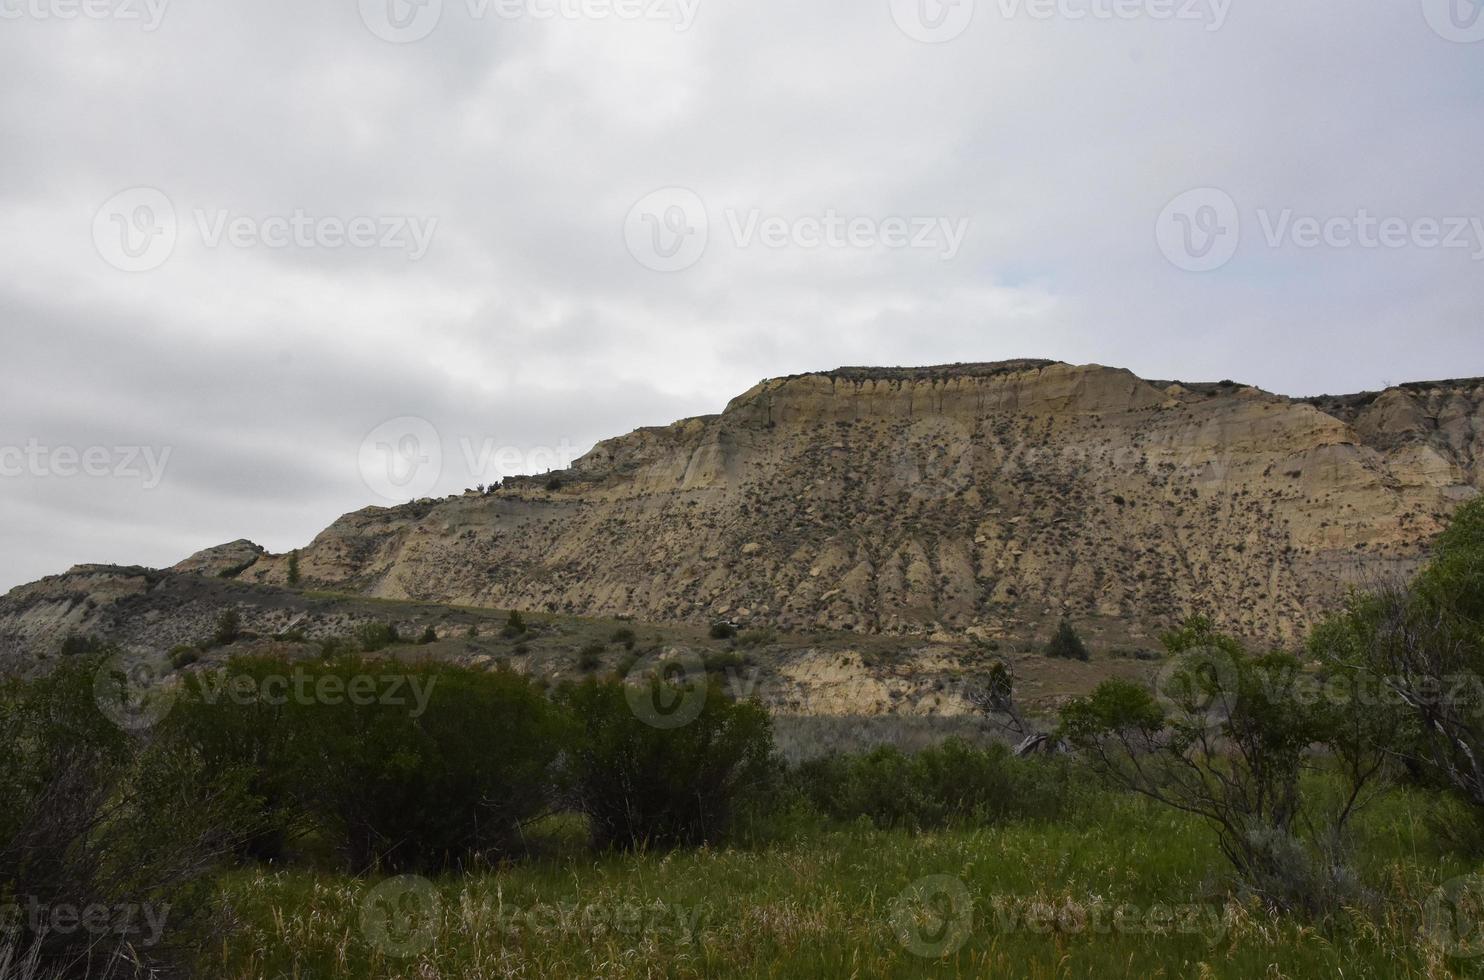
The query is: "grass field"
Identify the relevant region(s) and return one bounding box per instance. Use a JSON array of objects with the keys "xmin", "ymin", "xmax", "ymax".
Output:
[{"xmin": 209, "ymin": 786, "xmax": 1484, "ymax": 979}]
